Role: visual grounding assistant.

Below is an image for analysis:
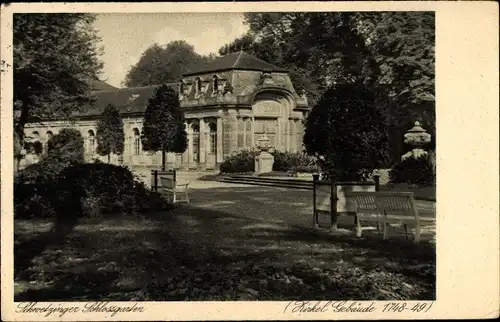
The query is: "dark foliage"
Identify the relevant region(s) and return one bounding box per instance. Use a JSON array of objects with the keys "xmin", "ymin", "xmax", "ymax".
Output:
[
  {"xmin": 389, "ymin": 155, "xmax": 435, "ymax": 186},
  {"xmin": 14, "ymin": 183, "xmax": 78, "ymax": 219},
  {"xmin": 59, "ymin": 164, "xmax": 172, "ymax": 216},
  {"xmin": 15, "ymin": 163, "xmax": 173, "ymax": 220},
  {"xmin": 218, "ymin": 12, "xmax": 435, "ymax": 162},
  {"xmin": 13, "ymin": 13, "xmax": 102, "ymax": 140},
  {"xmin": 303, "ymin": 84, "xmax": 390, "ymax": 182}
]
